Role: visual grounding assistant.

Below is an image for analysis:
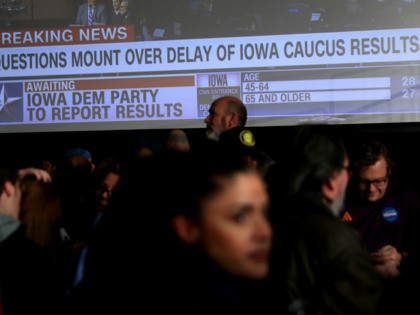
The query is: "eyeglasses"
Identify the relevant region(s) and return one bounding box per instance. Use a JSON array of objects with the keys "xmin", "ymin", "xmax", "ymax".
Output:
[
  {"xmin": 358, "ymin": 176, "xmax": 388, "ymax": 188},
  {"xmin": 97, "ymin": 185, "xmax": 114, "ymax": 196}
]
